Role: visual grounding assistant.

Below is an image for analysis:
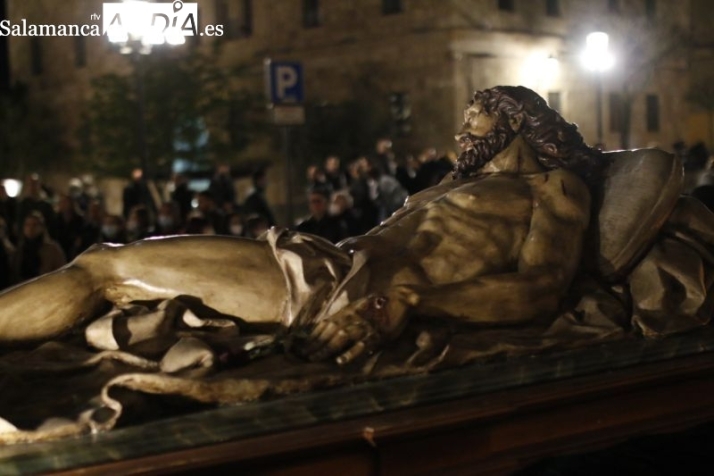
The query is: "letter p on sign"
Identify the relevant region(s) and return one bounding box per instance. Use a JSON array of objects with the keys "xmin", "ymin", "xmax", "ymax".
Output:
[{"xmin": 267, "ymin": 61, "xmax": 304, "ymax": 105}]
